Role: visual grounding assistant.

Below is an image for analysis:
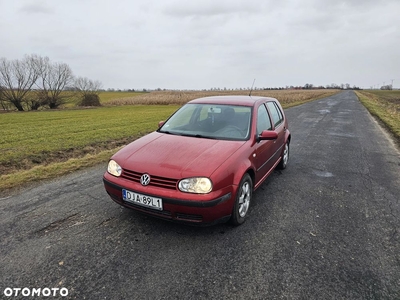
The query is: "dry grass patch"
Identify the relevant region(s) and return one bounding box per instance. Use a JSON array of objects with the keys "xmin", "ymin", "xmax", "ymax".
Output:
[
  {"xmin": 0, "ymin": 148, "xmax": 121, "ymax": 191},
  {"xmin": 106, "ymin": 89, "xmax": 340, "ymax": 107},
  {"xmin": 355, "ymin": 90, "xmax": 400, "ymax": 143}
]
